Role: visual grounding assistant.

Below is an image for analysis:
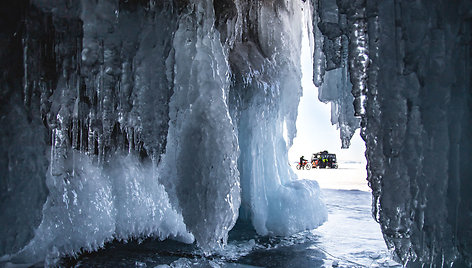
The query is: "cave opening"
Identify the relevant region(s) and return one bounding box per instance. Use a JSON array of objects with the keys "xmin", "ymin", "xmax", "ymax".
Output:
[
  {"xmin": 288, "ymin": 22, "xmax": 368, "ymax": 191},
  {"xmin": 284, "ymin": 21, "xmax": 399, "ymax": 267}
]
